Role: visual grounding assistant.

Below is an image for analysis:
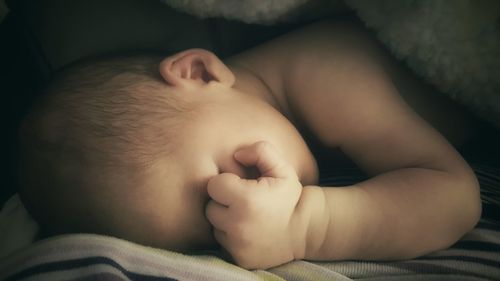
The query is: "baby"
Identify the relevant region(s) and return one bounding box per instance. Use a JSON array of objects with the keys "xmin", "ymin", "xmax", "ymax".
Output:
[{"xmin": 18, "ymin": 20, "xmax": 481, "ymax": 269}]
